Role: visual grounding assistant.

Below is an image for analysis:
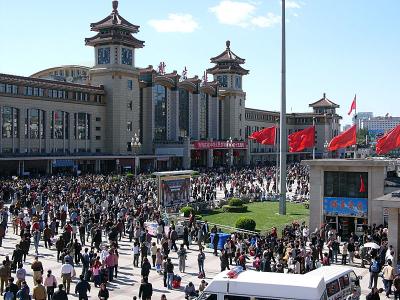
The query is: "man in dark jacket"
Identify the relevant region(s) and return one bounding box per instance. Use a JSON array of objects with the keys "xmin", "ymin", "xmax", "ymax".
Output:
[
  {"xmin": 52, "ymin": 284, "xmax": 68, "ymax": 300},
  {"xmin": 75, "ymin": 275, "xmax": 91, "ymax": 300},
  {"xmin": 138, "ymin": 277, "xmax": 152, "ymax": 300},
  {"xmin": 220, "ymin": 249, "xmax": 230, "ymax": 271},
  {"xmin": 141, "ymin": 257, "xmax": 151, "ymax": 278},
  {"xmin": 213, "ymin": 233, "xmax": 219, "ymax": 256}
]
